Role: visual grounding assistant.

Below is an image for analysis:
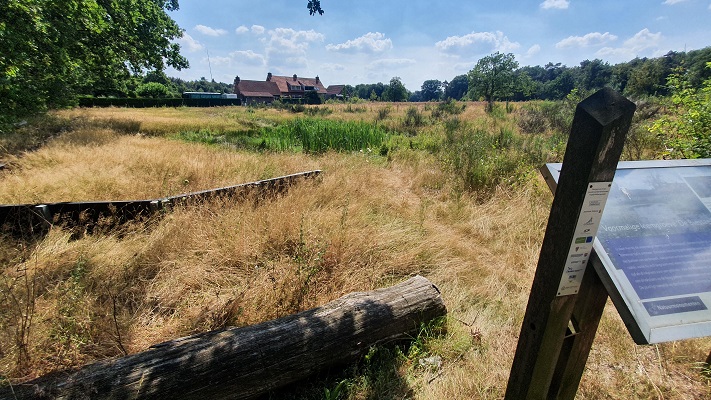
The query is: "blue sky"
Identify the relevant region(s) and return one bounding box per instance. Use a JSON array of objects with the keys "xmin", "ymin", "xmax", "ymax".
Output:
[{"xmin": 166, "ymin": 0, "xmax": 711, "ymax": 91}]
